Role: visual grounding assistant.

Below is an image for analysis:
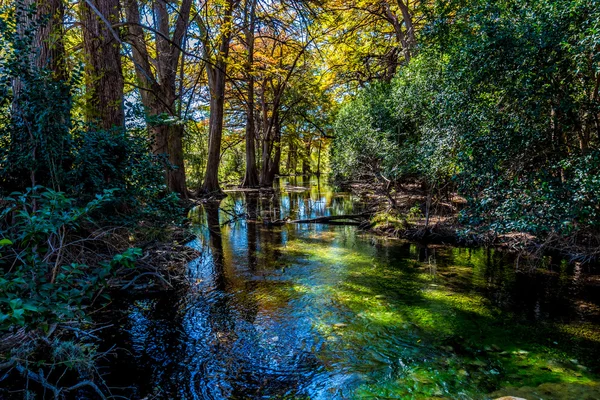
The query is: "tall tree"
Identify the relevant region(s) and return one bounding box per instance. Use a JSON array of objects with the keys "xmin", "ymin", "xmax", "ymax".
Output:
[
  {"xmin": 125, "ymin": 0, "xmax": 192, "ymax": 195},
  {"xmin": 80, "ymin": 0, "xmax": 125, "ymax": 130},
  {"xmin": 8, "ymin": 0, "xmax": 69, "ymax": 190},
  {"xmin": 197, "ymin": 0, "xmax": 239, "ymax": 195},
  {"xmin": 240, "ymin": 0, "xmax": 259, "ymax": 188}
]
